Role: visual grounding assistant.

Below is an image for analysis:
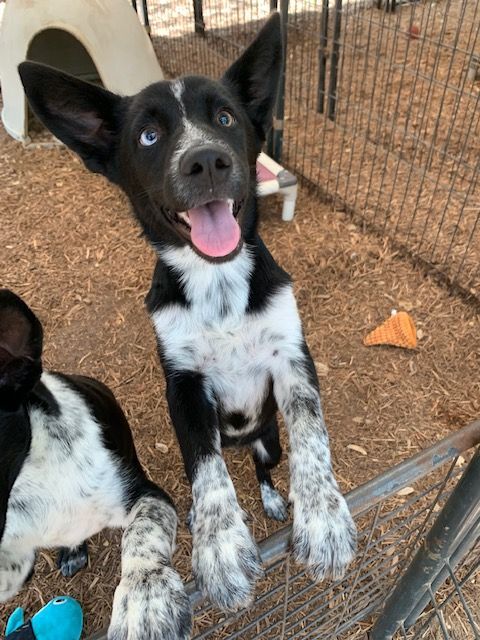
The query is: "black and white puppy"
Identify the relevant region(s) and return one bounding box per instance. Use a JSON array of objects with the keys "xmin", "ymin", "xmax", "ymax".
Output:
[
  {"xmin": 19, "ymin": 12, "xmax": 356, "ymax": 612},
  {"xmin": 0, "ymin": 290, "xmax": 191, "ymax": 639}
]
